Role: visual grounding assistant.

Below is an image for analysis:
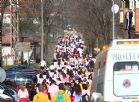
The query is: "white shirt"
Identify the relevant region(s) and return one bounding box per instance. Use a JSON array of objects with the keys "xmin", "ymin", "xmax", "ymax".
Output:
[
  {"xmin": 40, "ymin": 60, "xmax": 46, "ymax": 67},
  {"xmin": 48, "ymin": 84, "xmax": 59, "ymax": 98},
  {"xmin": 82, "ymin": 89, "xmax": 90, "ymax": 96},
  {"xmin": 50, "ymin": 65, "xmax": 56, "ymax": 70},
  {"xmin": 78, "ymin": 48, "xmax": 83, "ymax": 57},
  {"xmin": 17, "ymin": 89, "xmax": 29, "ymax": 99},
  {"xmin": 36, "ymin": 74, "xmax": 46, "ymax": 84}
]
